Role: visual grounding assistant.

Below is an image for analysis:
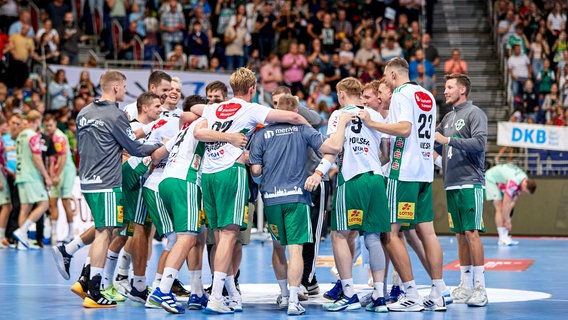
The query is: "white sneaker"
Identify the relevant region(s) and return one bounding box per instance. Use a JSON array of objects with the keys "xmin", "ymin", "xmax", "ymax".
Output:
[
  {"xmin": 423, "ymin": 295, "xmax": 447, "ymax": 311},
  {"xmin": 227, "ymin": 295, "xmax": 243, "ymax": 312},
  {"xmin": 298, "ymin": 285, "xmax": 308, "ymax": 301},
  {"xmin": 466, "ymin": 285, "xmax": 488, "ymax": 307},
  {"xmin": 114, "ymin": 276, "xmax": 131, "ymax": 296},
  {"xmin": 145, "ymin": 288, "xmax": 161, "ymax": 308},
  {"xmin": 387, "ymin": 295, "xmax": 424, "ymax": 312},
  {"xmin": 276, "ymin": 294, "xmax": 289, "ymax": 308},
  {"xmin": 287, "ymin": 301, "xmax": 306, "ymax": 315},
  {"xmin": 451, "ymin": 284, "xmax": 473, "ymax": 303},
  {"xmin": 204, "ymin": 297, "xmax": 234, "ymax": 314},
  {"xmin": 358, "ymin": 292, "xmax": 372, "ymax": 307},
  {"xmin": 498, "ymin": 237, "xmax": 519, "ymax": 246},
  {"xmin": 13, "ymin": 228, "xmax": 30, "ymax": 248}
]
